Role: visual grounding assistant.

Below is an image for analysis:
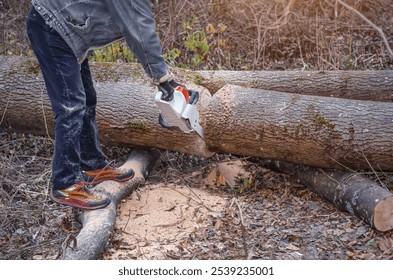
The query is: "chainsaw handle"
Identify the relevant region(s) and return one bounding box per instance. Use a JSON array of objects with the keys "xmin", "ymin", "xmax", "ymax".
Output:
[
  {"xmin": 157, "ymin": 81, "xmax": 174, "ymax": 101},
  {"xmin": 187, "ymin": 90, "xmax": 199, "ymax": 105},
  {"xmin": 158, "ymin": 80, "xmax": 199, "ymax": 105}
]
